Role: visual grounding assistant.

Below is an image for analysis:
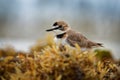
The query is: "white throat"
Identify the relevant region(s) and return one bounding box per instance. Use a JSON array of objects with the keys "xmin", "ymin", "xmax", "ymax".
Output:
[{"xmin": 54, "ymin": 35, "xmax": 68, "ymax": 45}]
